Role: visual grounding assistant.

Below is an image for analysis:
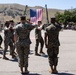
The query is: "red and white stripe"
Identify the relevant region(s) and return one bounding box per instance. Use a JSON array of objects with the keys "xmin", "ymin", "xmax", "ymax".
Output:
[{"xmin": 30, "ymin": 9, "xmax": 43, "ymax": 24}]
